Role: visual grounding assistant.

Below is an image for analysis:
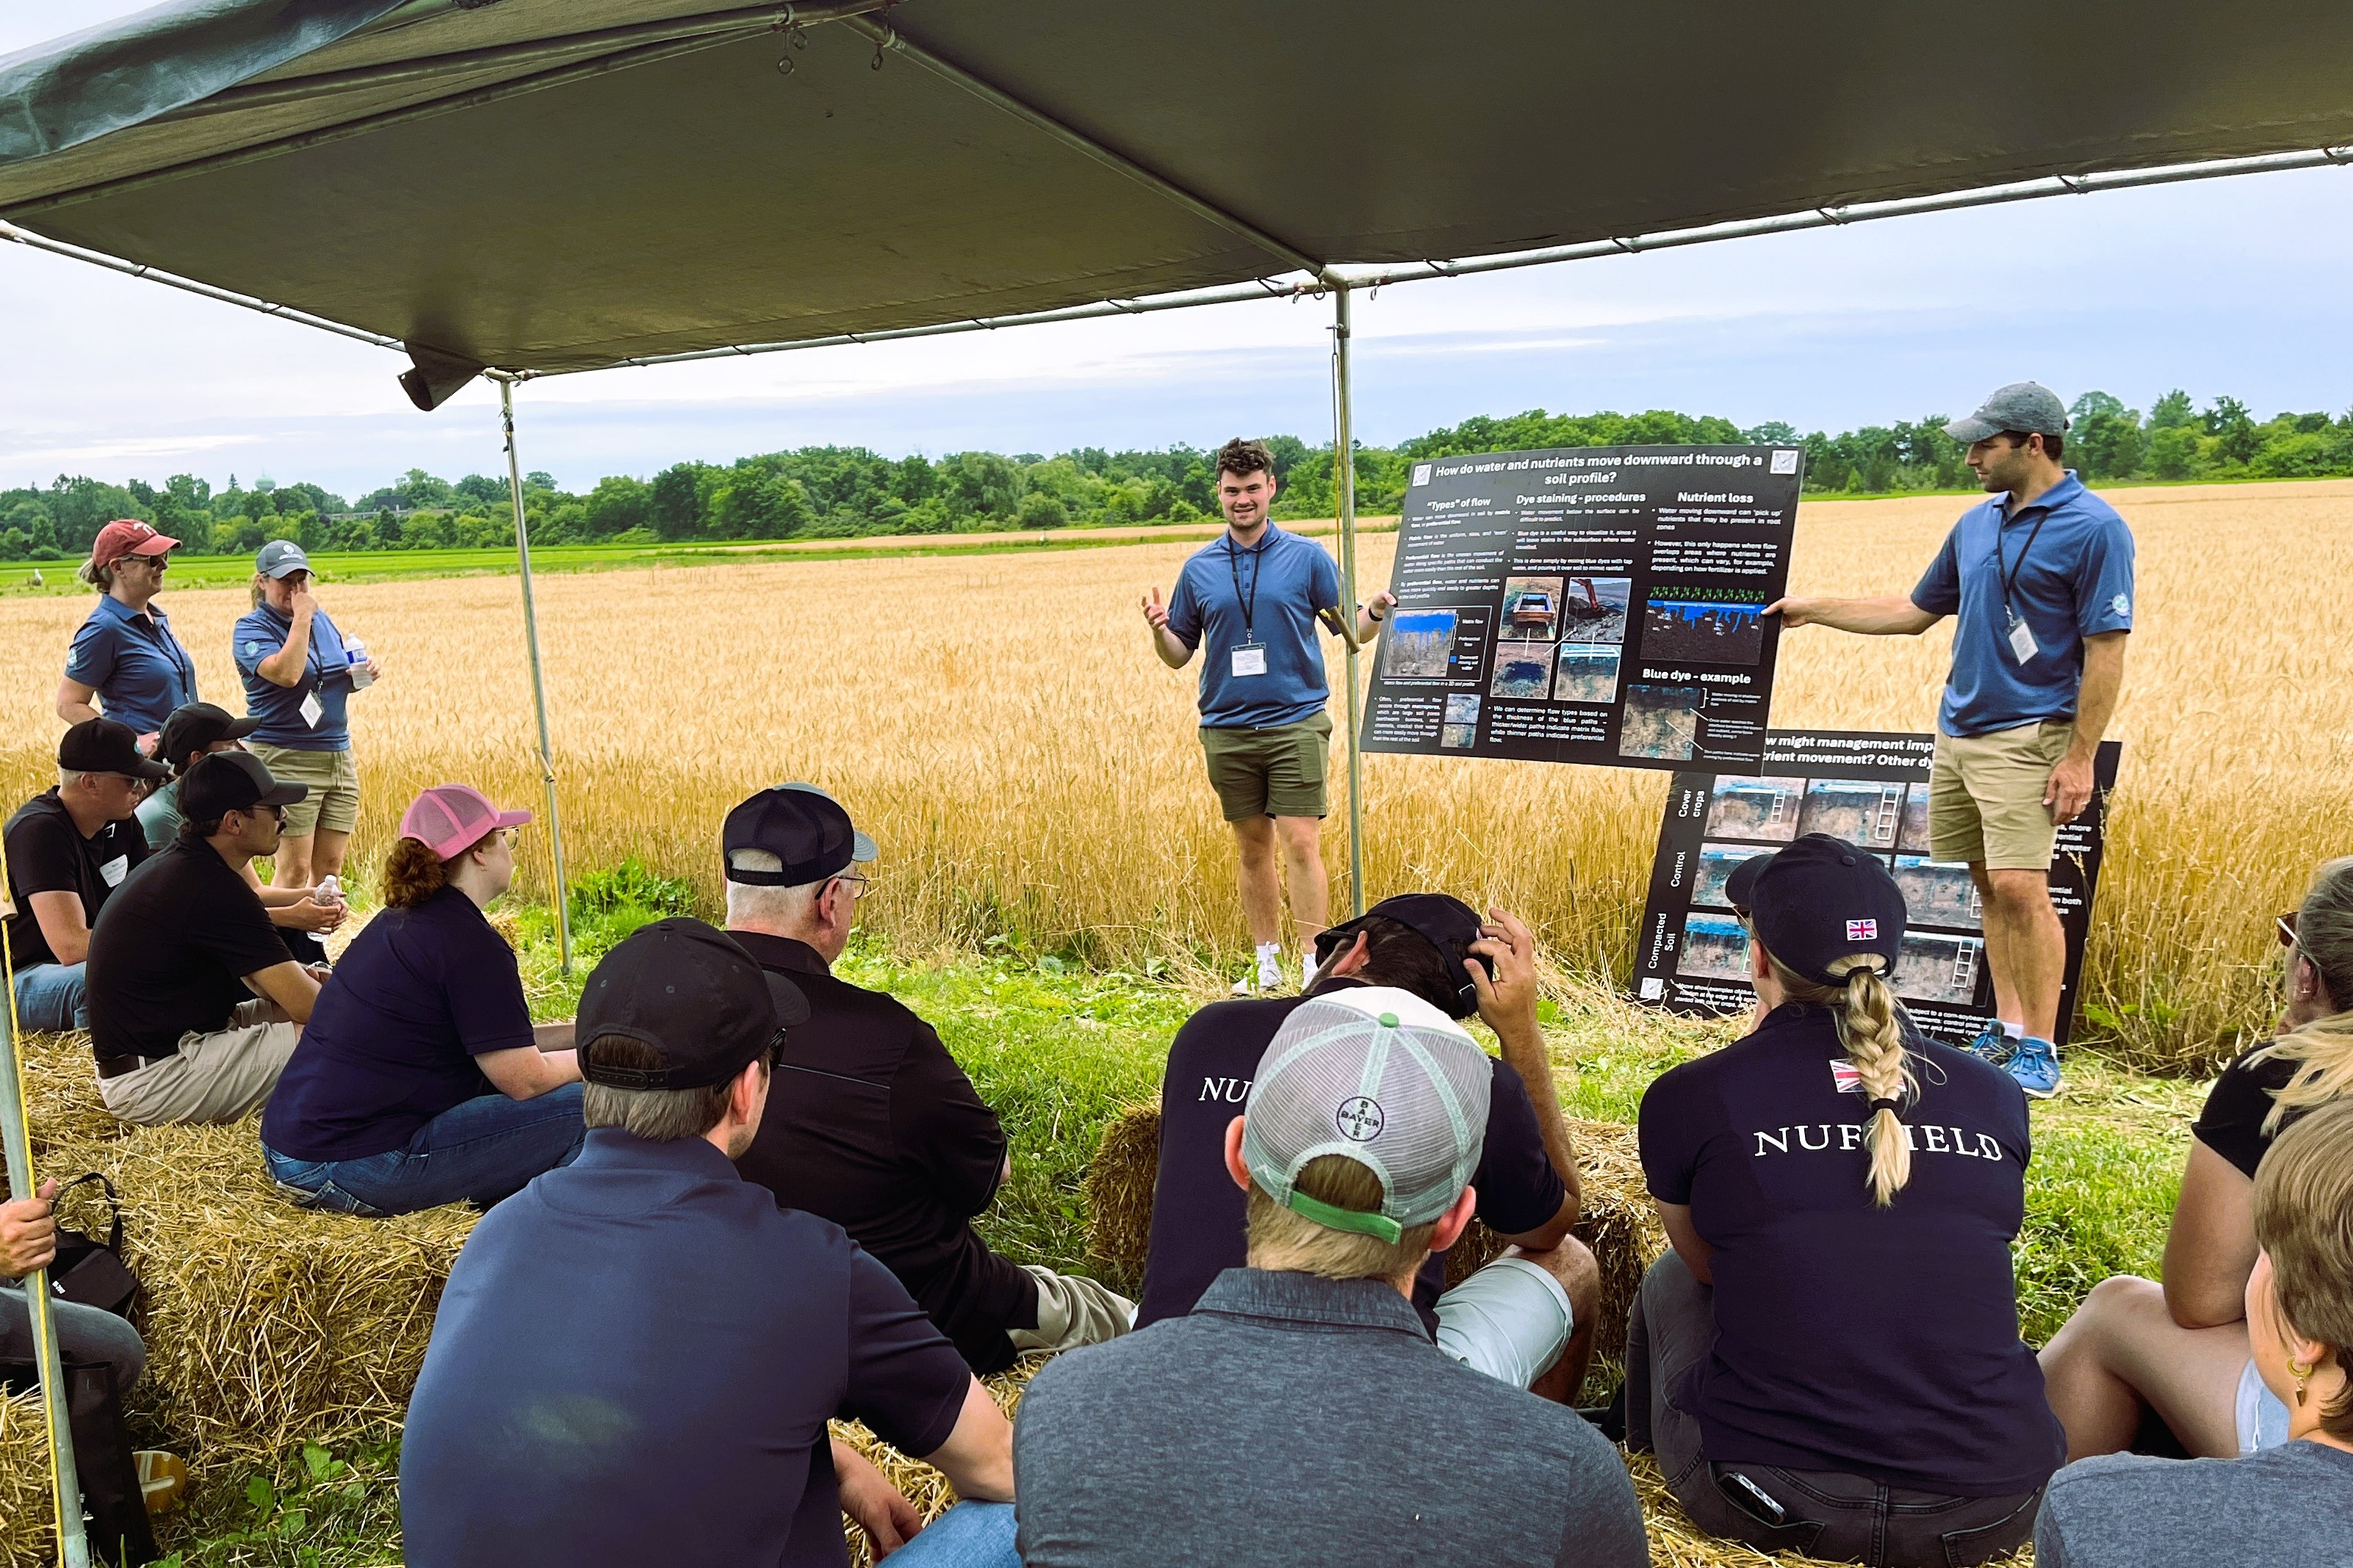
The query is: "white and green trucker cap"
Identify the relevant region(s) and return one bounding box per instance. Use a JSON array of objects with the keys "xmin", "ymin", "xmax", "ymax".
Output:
[{"xmin": 1241, "ymin": 986, "xmax": 1491, "ymax": 1243}]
